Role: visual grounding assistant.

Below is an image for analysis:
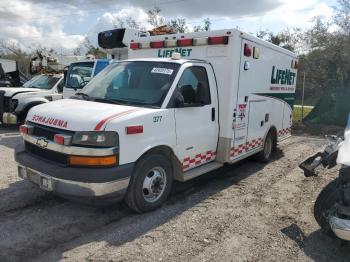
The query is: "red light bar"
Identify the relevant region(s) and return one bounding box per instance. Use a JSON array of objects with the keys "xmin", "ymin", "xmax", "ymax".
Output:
[
  {"xmin": 126, "ymin": 125, "xmax": 144, "ymax": 135},
  {"xmin": 208, "ymin": 36, "xmax": 229, "ymax": 45},
  {"xmin": 177, "ymin": 38, "xmax": 193, "ymax": 47},
  {"xmin": 130, "ymin": 43, "xmax": 139, "ymax": 49},
  {"xmin": 150, "ymin": 41, "xmax": 164, "ymax": 48},
  {"xmin": 244, "ymin": 43, "xmax": 252, "ymax": 57}
]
